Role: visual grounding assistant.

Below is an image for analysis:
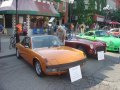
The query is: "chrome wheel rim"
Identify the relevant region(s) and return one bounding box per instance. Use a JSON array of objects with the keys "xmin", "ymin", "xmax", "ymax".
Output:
[{"xmin": 35, "ymin": 62, "xmax": 41, "ymax": 75}]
